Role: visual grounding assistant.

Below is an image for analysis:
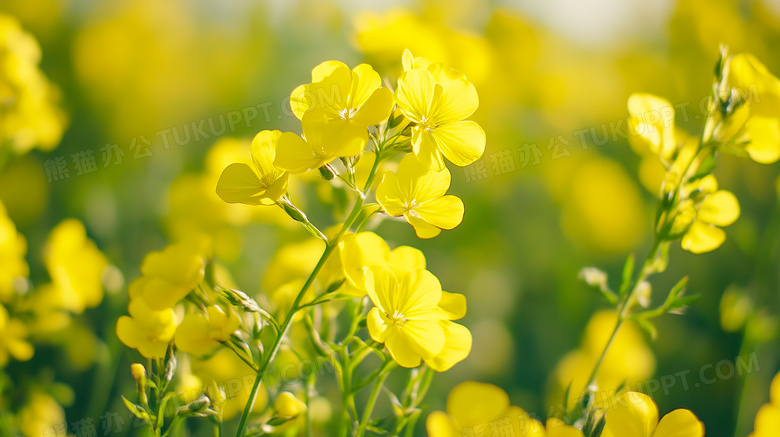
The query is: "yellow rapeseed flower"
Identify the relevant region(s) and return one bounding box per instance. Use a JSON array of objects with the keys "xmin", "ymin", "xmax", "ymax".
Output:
[
  {"xmin": 395, "ymin": 50, "xmax": 485, "ymax": 170},
  {"xmin": 671, "ymin": 175, "xmax": 740, "ymax": 254},
  {"xmin": 137, "ymin": 243, "xmax": 205, "ymax": 310},
  {"xmin": 289, "ymin": 60, "xmax": 394, "ymax": 151},
  {"xmin": 0, "ymin": 302, "xmax": 33, "ymax": 366},
  {"xmin": 0, "ymin": 202, "xmax": 28, "ymax": 302},
  {"xmin": 116, "ymin": 298, "xmax": 177, "ymax": 359},
  {"xmin": 627, "ymin": 93, "xmax": 678, "ymax": 162},
  {"xmin": 748, "ymin": 370, "xmax": 780, "ymax": 437},
  {"xmin": 44, "ymin": 219, "xmax": 108, "ymax": 313},
  {"xmin": 174, "ymin": 305, "xmax": 241, "ymax": 357},
  {"xmin": 428, "ymin": 381, "xmax": 584, "ymax": 437},
  {"xmin": 338, "ymin": 231, "xmax": 426, "ymax": 296},
  {"xmin": 602, "ymin": 391, "xmax": 704, "ymax": 437},
  {"xmin": 376, "ymin": 154, "xmax": 464, "ymax": 238},
  {"xmin": 216, "ymin": 130, "xmax": 289, "ymax": 205},
  {"xmin": 365, "ymin": 266, "xmax": 470, "ymax": 371}
]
